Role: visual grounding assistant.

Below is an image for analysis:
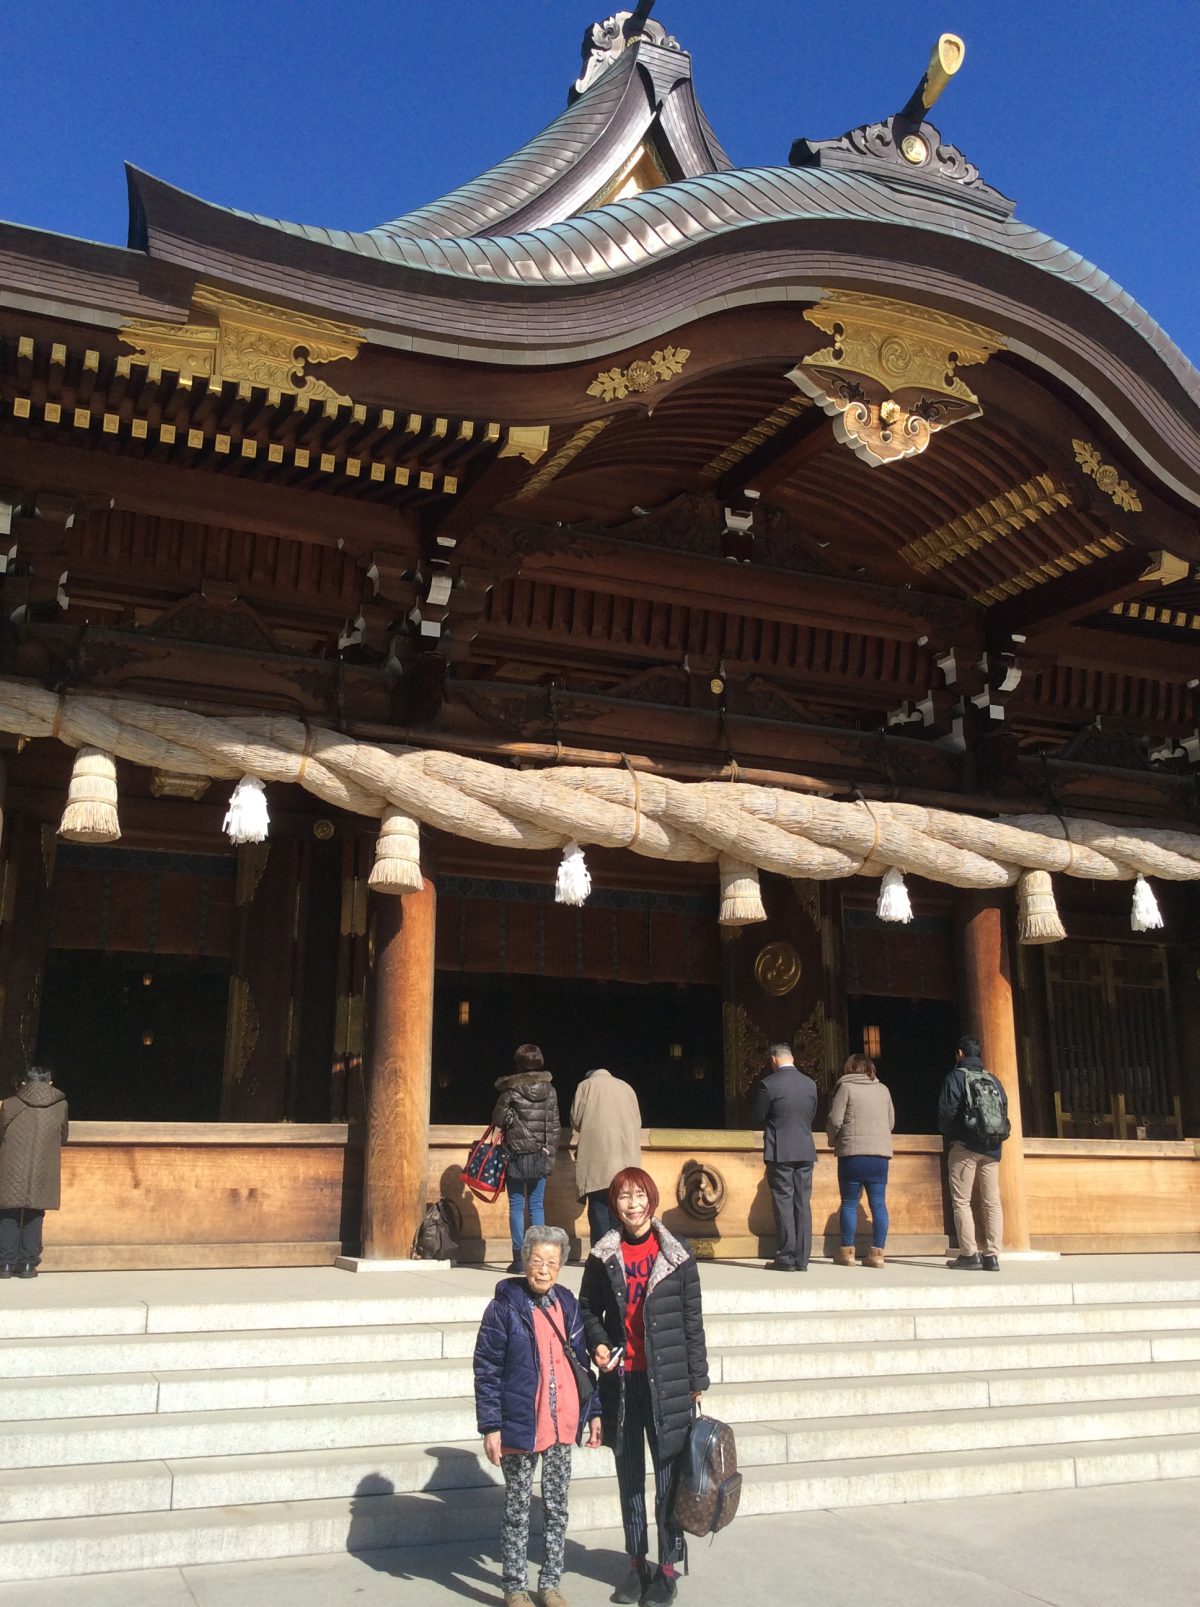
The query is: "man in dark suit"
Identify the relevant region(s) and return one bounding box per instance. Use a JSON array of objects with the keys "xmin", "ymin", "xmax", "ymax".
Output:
[{"xmin": 750, "ymin": 1043, "xmax": 818, "ymax": 1271}]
